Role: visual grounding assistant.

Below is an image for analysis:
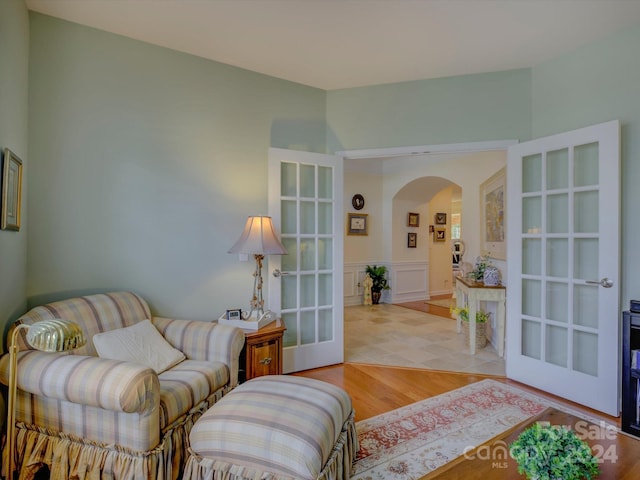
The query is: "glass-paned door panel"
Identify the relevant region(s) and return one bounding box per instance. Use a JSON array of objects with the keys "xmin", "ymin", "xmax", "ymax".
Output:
[
  {"xmin": 318, "ymin": 166, "xmax": 332, "ymax": 199},
  {"xmin": 507, "ymin": 120, "xmax": 620, "ymax": 416},
  {"xmin": 300, "ymin": 202, "xmax": 316, "ymax": 234},
  {"xmin": 282, "ymin": 200, "xmax": 297, "ymax": 234},
  {"xmin": 318, "ymin": 273, "xmax": 332, "ymax": 306},
  {"xmin": 318, "ymin": 203, "xmax": 332, "ymax": 234},
  {"xmin": 522, "ymin": 279, "xmax": 541, "ymax": 317},
  {"xmin": 318, "ymin": 239, "xmax": 332, "ymax": 270},
  {"xmin": 523, "ymin": 239, "xmax": 541, "ymax": 275},
  {"xmin": 574, "ymin": 143, "xmax": 599, "ymax": 187},
  {"xmin": 522, "ymin": 320, "xmax": 541, "ymax": 359},
  {"xmin": 301, "ymin": 311, "xmax": 316, "ymax": 345},
  {"xmin": 300, "ymin": 165, "xmax": 315, "ymax": 197},
  {"xmin": 546, "ymin": 282, "xmax": 568, "ymax": 323},
  {"xmin": 546, "ymin": 325, "xmax": 568, "ymax": 368},
  {"xmin": 318, "ymin": 309, "xmax": 333, "ymax": 342},
  {"xmin": 268, "ymin": 148, "xmax": 343, "ymax": 373},
  {"xmin": 547, "ymin": 194, "xmax": 568, "ymax": 233},
  {"xmin": 574, "ymin": 191, "xmax": 599, "ymax": 233},
  {"xmin": 282, "ymin": 312, "xmax": 297, "ymax": 348},
  {"xmin": 300, "ymin": 275, "xmax": 315, "ymax": 308},
  {"xmin": 546, "ymin": 239, "xmax": 568, "ymax": 277},
  {"xmin": 281, "ymin": 163, "xmax": 297, "ymax": 197},
  {"xmin": 281, "ymin": 238, "xmax": 297, "ymax": 271},
  {"xmin": 300, "ymin": 239, "xmax": 316, "ymax": 271},
  {"xmin": 573, "ymin": 331, "xmax": 598, "ymax": 376},
  {"xmin": 522, "ymin": 196, "xmax": 542, "ymax": 234},
  {"xmin": 574, "ymin": 238, "xmax": 598, "ymax": 280},
  {"xmin": 282, "ymin": 275, "xmax": 297, "ymax": 310},
  {"xmin": 573, "ymin": 284, "xmax": 598, "ymax": 329},
  {"xmin": 523, "ymin": 154, "xmax": 542, "ymax": 193},
  {"xmin": 546, "ymin": 149, "xmax": 569, "ymax": 190}
]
